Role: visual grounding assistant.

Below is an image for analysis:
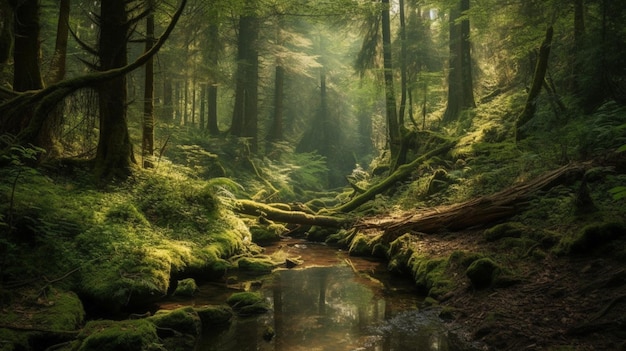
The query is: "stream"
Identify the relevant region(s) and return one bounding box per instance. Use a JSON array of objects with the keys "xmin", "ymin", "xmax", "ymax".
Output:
[{"xmin": 157, "ymin": 239, "xmax": 482, "ymax": 351}]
